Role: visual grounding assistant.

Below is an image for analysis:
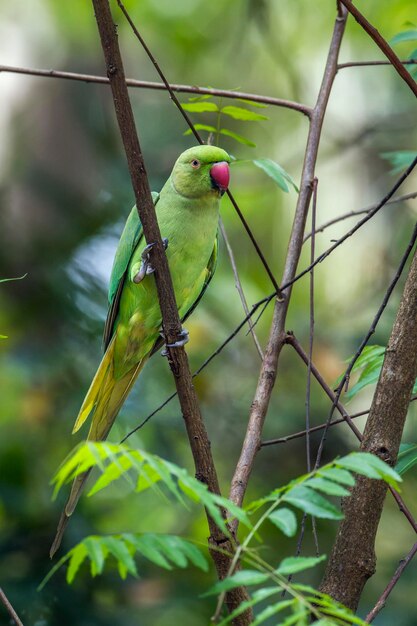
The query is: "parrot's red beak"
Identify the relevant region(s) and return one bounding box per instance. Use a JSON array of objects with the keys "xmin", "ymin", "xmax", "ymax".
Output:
[{"xmin": 210, "ymin": 161, "xmax": 230, "ymax": 194}]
